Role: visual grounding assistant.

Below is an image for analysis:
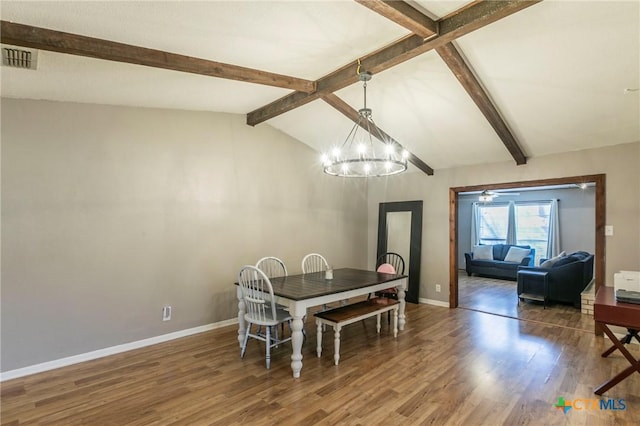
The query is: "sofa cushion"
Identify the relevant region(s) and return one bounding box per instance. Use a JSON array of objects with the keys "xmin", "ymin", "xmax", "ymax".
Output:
[
  {"xmin": 469, "ymin": 259, "xmax": 523, "ymax": 272},
  {"xmin": 469, "ymin": 259, "xmax": 500, "ymax": 268},
  {"xmin": 489, "ymin": 260, "xmax": 522, "ymax": 270},
  {"xmin": 473, "ymin": 245, "xmax": 493, "ymax": 260},
  {"xmin": 493, "ymin": 244, "xmax": 510, "ymax": 261},
  {"xmin": 540, "ymin": 251, "xmax": 566, "ymax": 268},
  {"xmin": 504, "ymin": 246, "xmax": 531, "ymax": 263}
]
